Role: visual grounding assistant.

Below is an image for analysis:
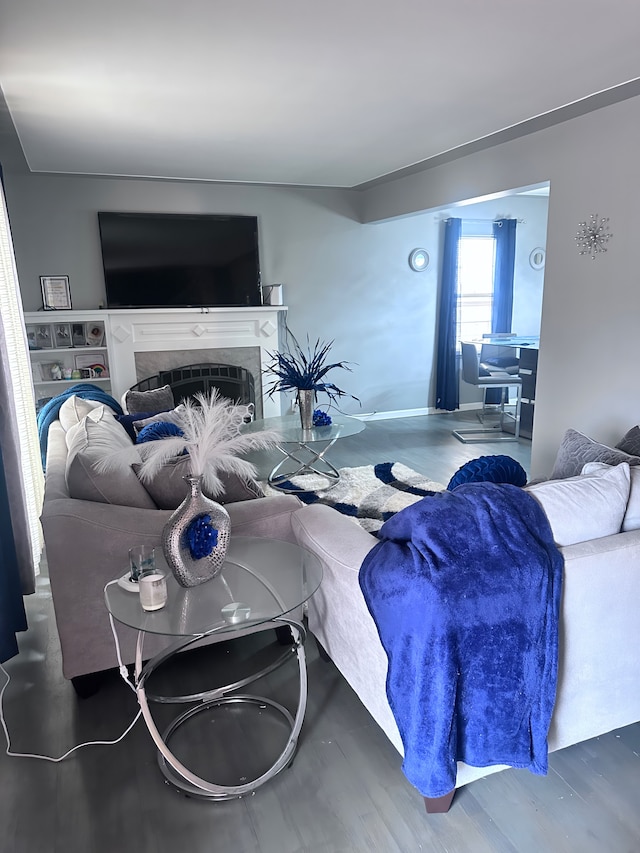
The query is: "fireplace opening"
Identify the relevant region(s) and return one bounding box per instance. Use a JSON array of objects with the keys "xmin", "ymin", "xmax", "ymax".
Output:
[{"xmin": 130, "ymin": 363, "xmax": 256, "ymax": 410}]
